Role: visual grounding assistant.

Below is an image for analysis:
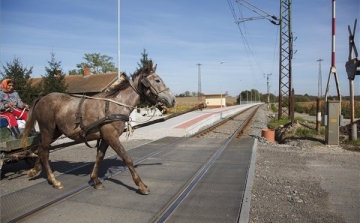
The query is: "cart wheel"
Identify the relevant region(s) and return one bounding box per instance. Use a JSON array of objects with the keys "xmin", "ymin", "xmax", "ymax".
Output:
[{"xmin": 25, "ymin": 158, "xmax": 37, "ymax": 168}]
